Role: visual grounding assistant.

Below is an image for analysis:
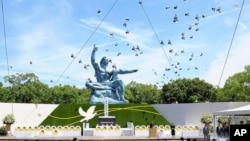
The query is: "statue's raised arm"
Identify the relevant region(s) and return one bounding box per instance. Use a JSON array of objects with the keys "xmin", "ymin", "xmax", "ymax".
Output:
[{"xmin": 91, "ymin": 45, "xmax": 99, "ymax": 71}]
